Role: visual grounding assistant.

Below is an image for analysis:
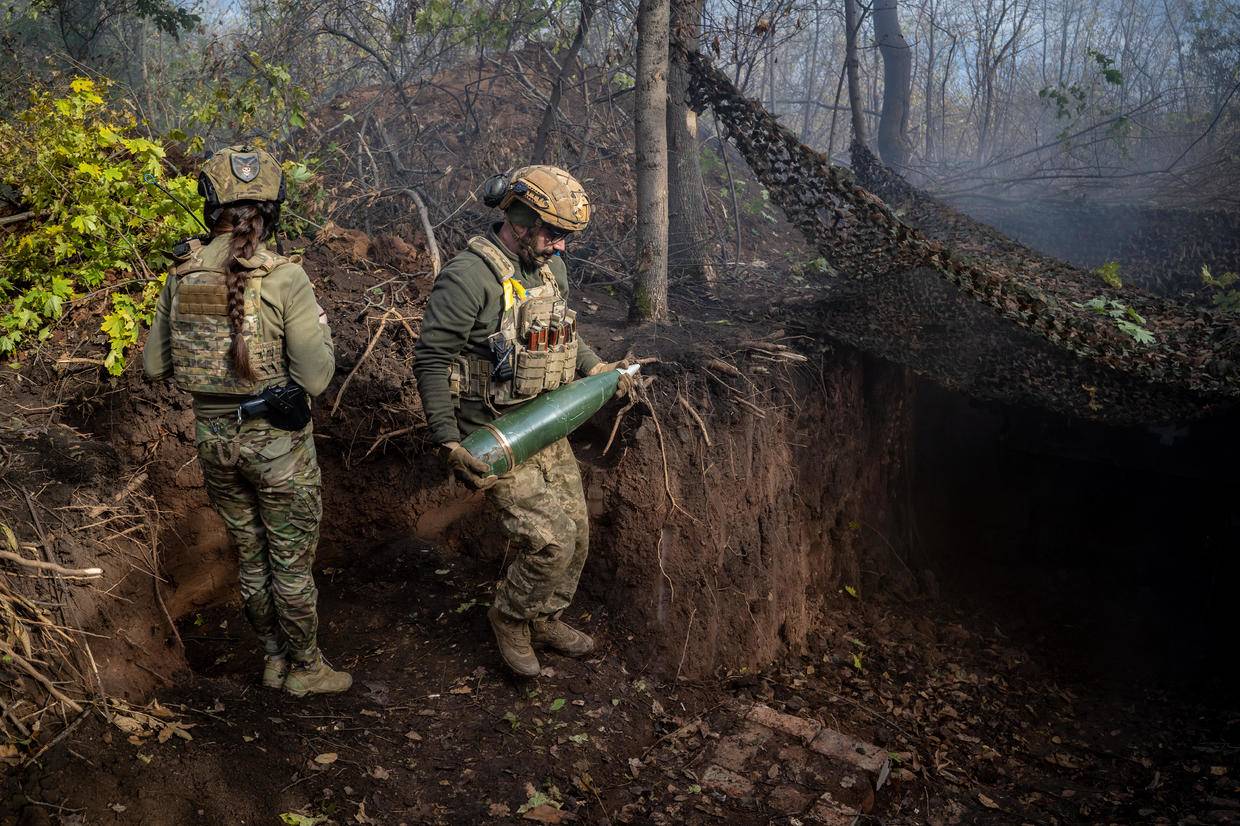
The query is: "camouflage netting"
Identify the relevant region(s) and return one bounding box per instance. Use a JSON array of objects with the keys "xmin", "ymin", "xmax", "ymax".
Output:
[{"xmin": 680, "ymin": 48, "xmax": 1240, "ymax": 424}]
